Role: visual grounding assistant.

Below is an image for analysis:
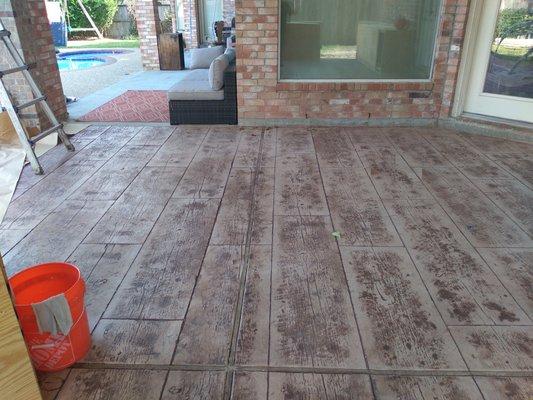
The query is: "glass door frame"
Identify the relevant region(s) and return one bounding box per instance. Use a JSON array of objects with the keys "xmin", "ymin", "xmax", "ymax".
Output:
[{"xmin": 453, "ymin": 0, "xmax": 533, "ymax": 123}]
